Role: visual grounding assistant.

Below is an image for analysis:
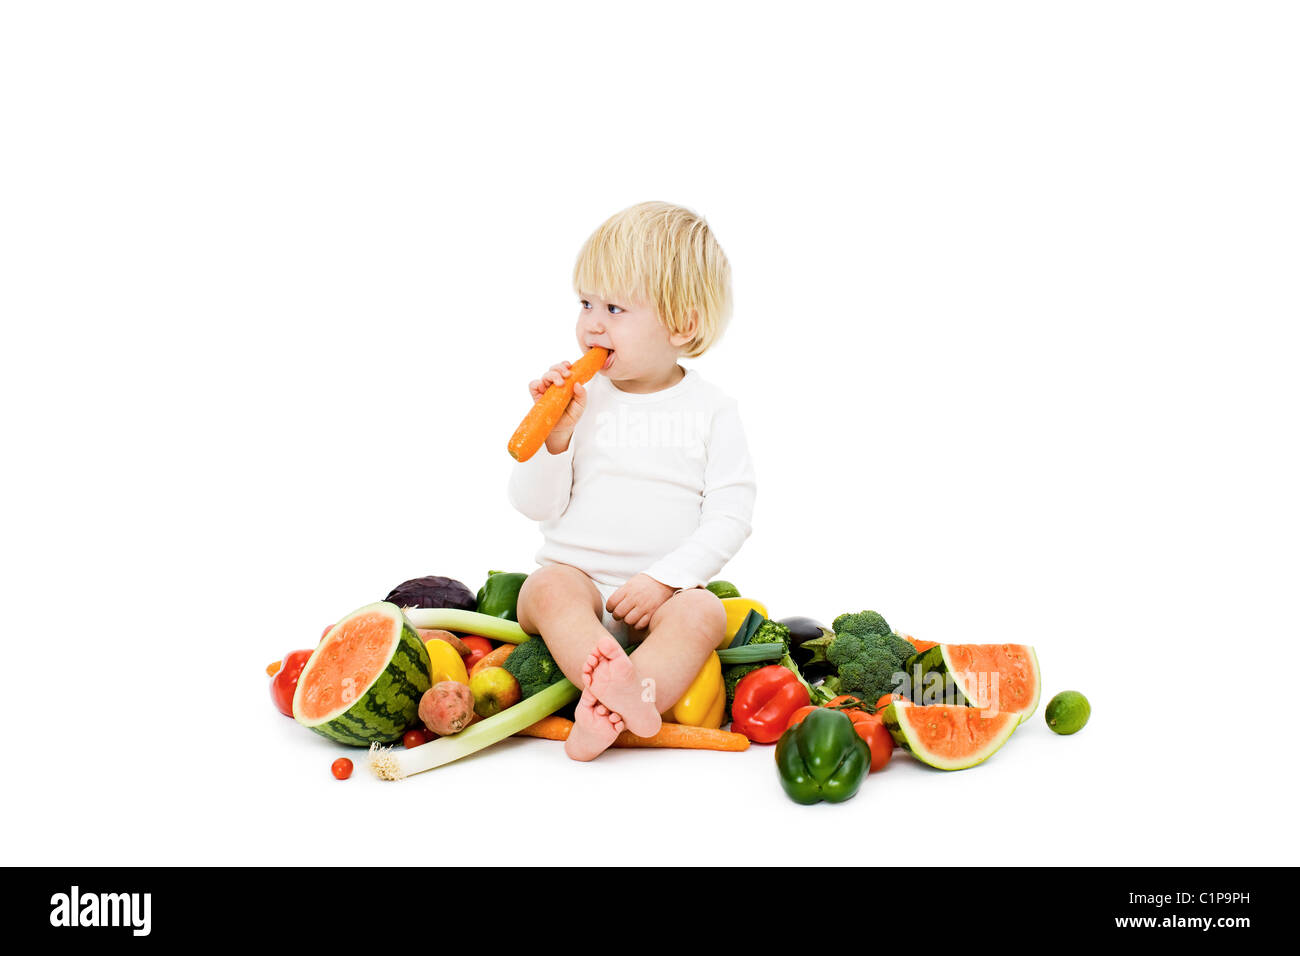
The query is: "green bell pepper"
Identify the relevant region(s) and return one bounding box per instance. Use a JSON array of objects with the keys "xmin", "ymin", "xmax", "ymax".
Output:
[
  {"xmin": 475, "ymin": 570, "xmax": 529, "ymax": 622},
  {"xmin": 774, "ymin": 707, "xmax": 871, "ymax": 805}
]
